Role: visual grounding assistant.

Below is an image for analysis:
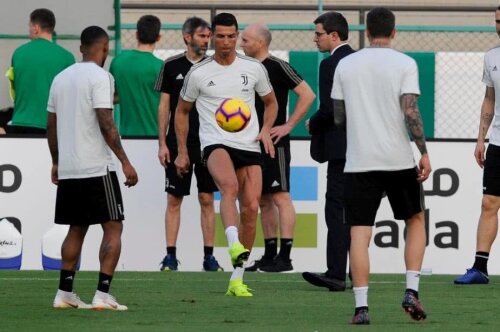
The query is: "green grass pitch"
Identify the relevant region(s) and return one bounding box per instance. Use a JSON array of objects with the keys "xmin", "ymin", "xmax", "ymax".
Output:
[{"xmin": 1, "ymin": 271, "xmax": 498, "ymax": 331}]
